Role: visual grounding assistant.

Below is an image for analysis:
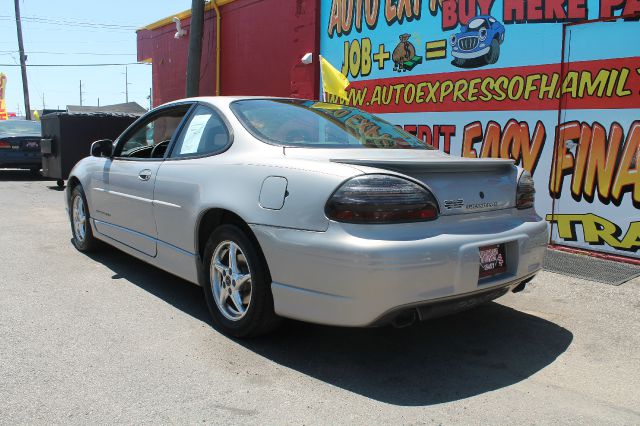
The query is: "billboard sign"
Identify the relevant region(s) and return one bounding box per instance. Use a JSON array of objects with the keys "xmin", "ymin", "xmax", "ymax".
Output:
[{"xmin": 320, "ymin": 1, "xmax": 639, "ymax": 259}]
